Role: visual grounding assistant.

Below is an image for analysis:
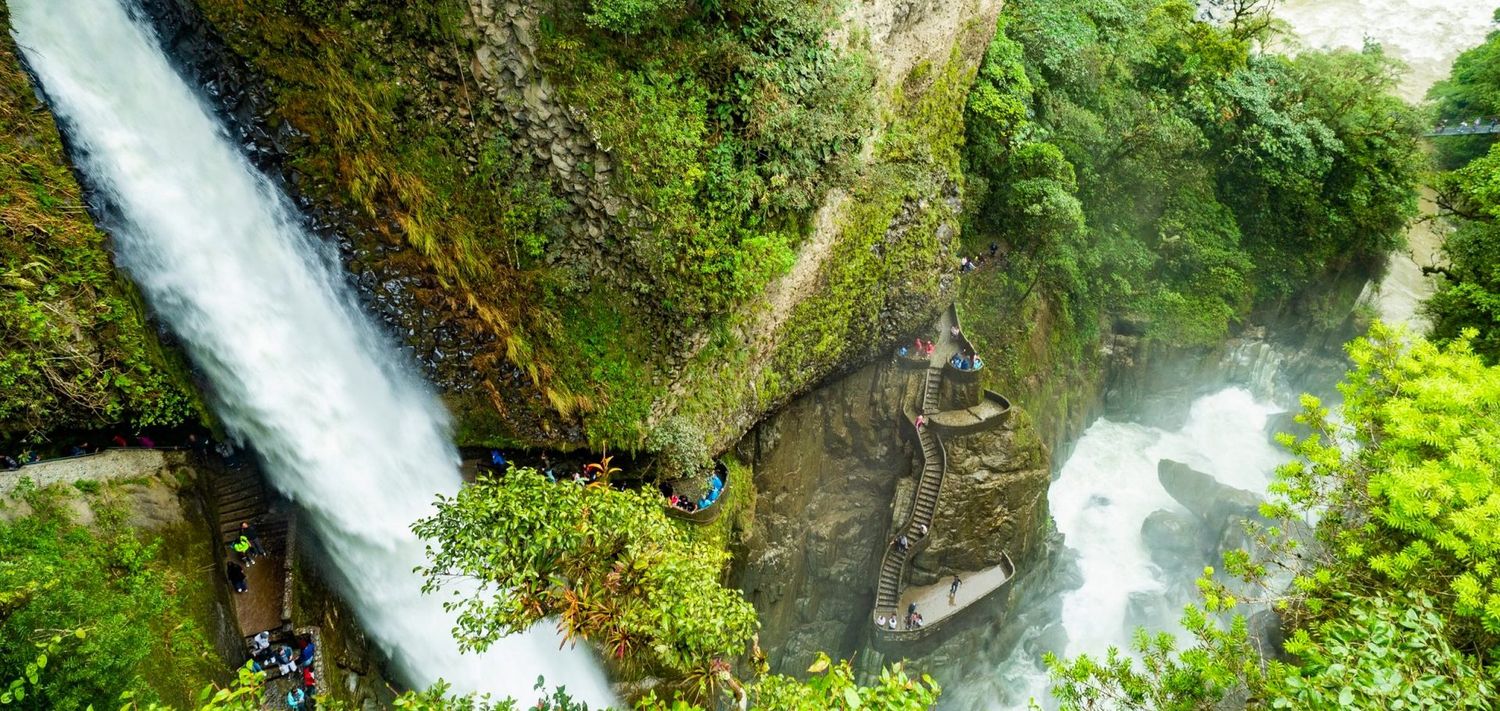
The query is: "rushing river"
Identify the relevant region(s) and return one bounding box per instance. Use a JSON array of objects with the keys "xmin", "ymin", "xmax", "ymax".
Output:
[
  {"xmin": 9, "ymin": 0, "xmax": 610, "ymax": 704},
  {"xmin": 950, "ymin": 2, "xmax": 1494, "ymax": 708}
]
